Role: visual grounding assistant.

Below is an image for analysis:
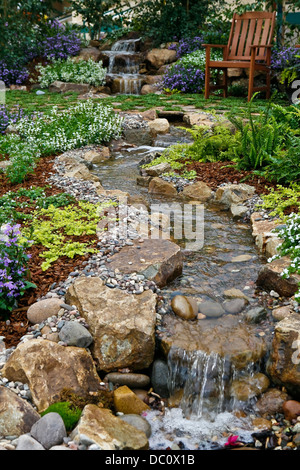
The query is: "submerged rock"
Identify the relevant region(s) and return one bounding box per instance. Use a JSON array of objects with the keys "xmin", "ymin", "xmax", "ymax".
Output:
[{"xmin": 171, "ymin": 295, "xmax": 198, "ymax": 320}]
